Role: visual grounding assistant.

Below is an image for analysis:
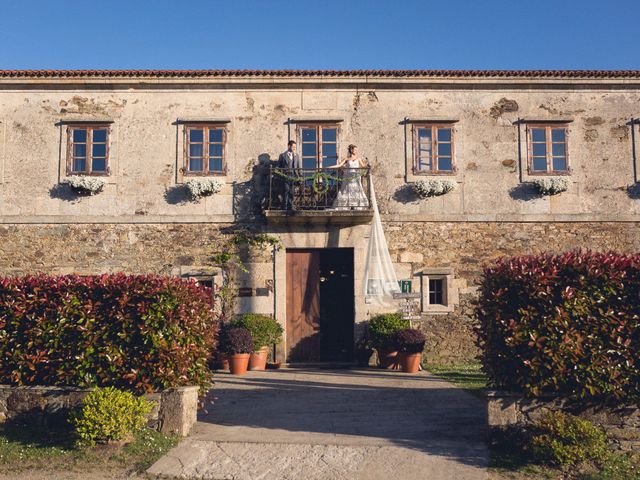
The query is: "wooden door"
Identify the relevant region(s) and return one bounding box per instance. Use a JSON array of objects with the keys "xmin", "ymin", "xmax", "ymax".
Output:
[{"xmin": 286, "ymin": 250, "xmax": 321, "ymax": 362}]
